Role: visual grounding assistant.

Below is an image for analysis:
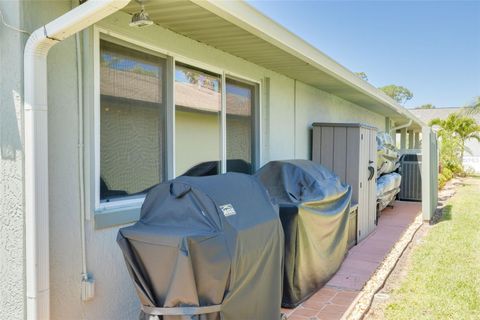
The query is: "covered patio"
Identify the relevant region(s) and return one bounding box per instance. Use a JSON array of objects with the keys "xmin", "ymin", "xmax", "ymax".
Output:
[
  {"xmin": 282, "ymin": 201, "xmax": 422, "ymax": 320},
  {"xmin": 17, "ymin": 0, "xmax": 438, "ymax": 319}
]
